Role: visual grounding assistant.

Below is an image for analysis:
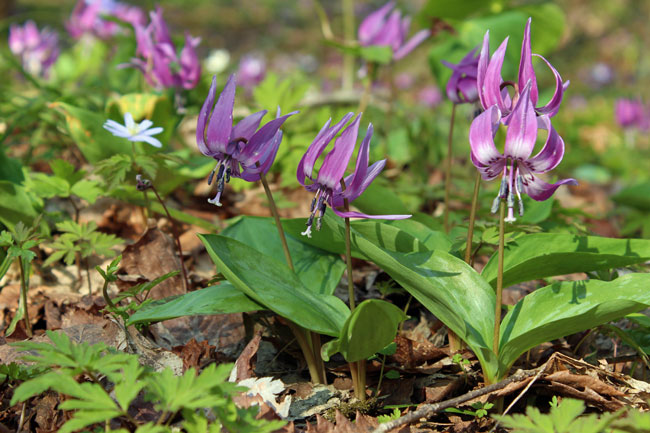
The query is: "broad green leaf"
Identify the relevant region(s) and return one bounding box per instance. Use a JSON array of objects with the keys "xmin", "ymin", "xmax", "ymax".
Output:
[
  {"xmin": 0, "ymin": 149, "xmax": 24, "ymax": 183},
  {"xmin": 286, "ymin": 213, "xmax": 498, "ymax": 380},
  {"xmin": 51, "ymin": 102, "xmax": 131, "ymax": 163},
  {"xmin": 420, "ymin": 0, "xmax": 505, "ymax": 20},
  {"xmin": 0, "ymin": 181, "xmax": 38, "ymax": 229},
  {"xmin": 351, "ymin": 181, "xmax": 411, "ymax": 216},
  {"xmin": 353, "ymin": 219, "xmax": 452, "ymax": 253},
  {"xmin": 613, "ymin": 182, "xmax": 650, "ymax": 211},
  {"xmin": 199, "ymin": 234, "xmax": 349, "ymax": 337},
  {"xmin": 499, "ymin": 274, "xmax": 650, "ymax": 378},
  {"xmin": 481, "ymin": 233, "xmax": 650, "ymax": 288},
  {"xmin": 359, "ymin": 45, "xmax": 394, "ymax": 65},
  {"xmin": 321, "ymin": 299, "xmax": 407, "ymax": 362},
  {"xmin": 127, "ymin": 283, "xmax": 264, "ymax": 326},
  {"xmin": 221, "ymin": 216, "xmax": 345, "ymax": 295},
  {"xmin": 26, "ymin": 172, "xmax": 70, "ymax": 199}
]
